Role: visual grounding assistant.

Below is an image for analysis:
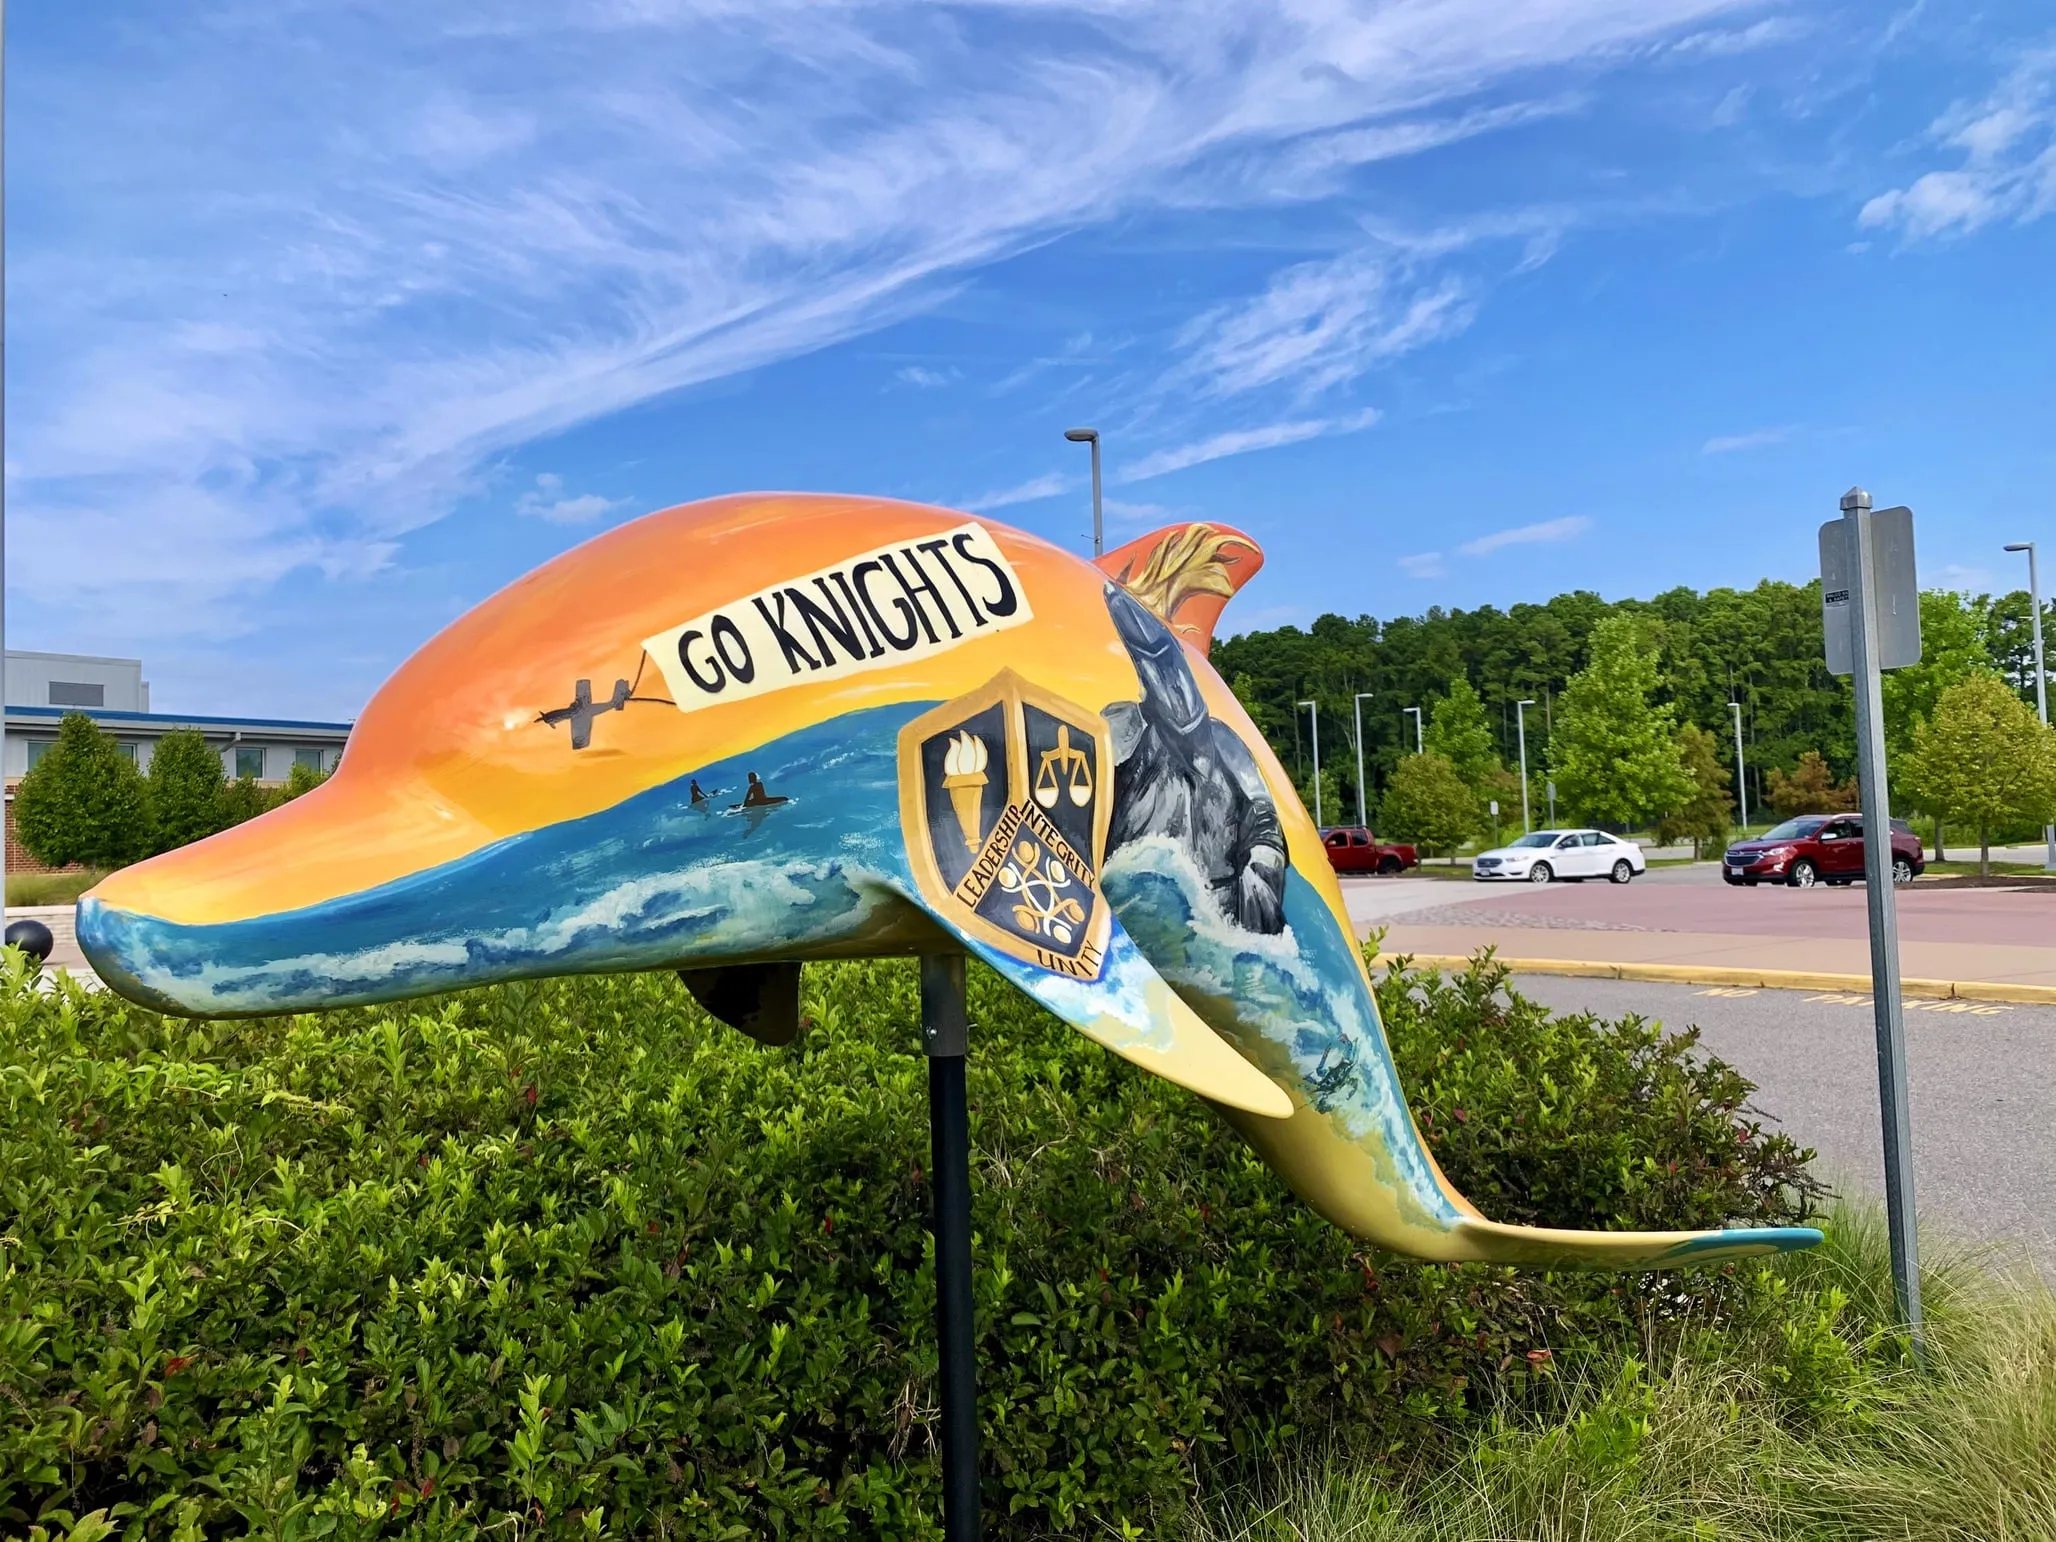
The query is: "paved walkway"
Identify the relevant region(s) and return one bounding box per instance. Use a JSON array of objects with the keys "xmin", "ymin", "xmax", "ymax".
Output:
[{"xmin": 1346, "ymin": 864, "xmax": 2056, "ymax": 993}]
